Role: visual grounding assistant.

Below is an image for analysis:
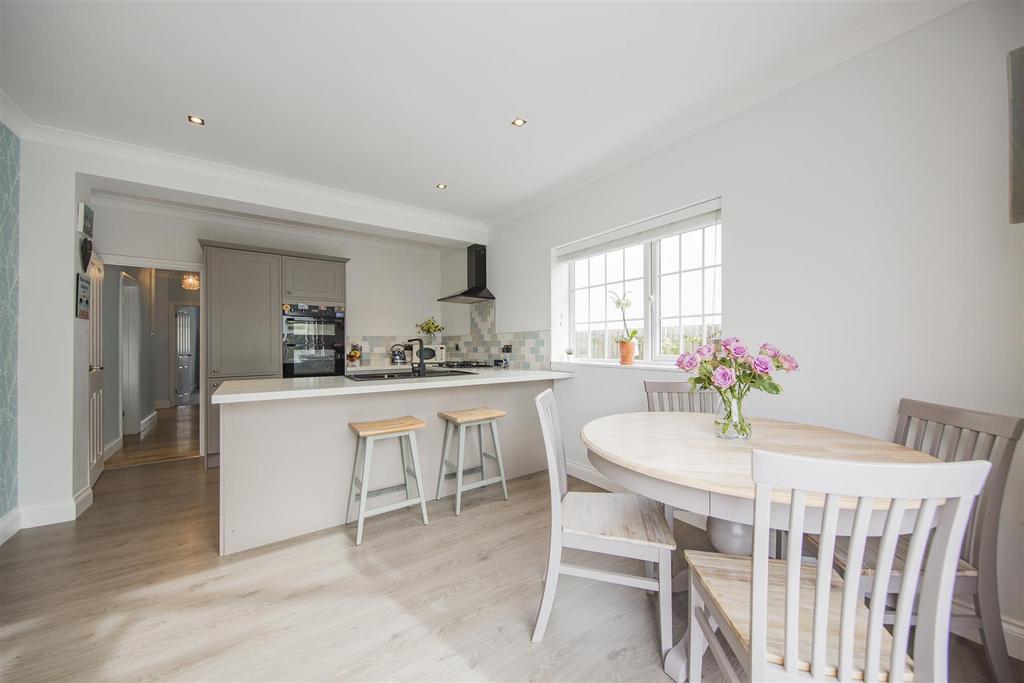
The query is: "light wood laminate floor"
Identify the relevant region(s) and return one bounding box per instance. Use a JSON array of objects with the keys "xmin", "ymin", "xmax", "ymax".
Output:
[
  {"xmin": 0, "ymin": 460, "xmax": 1015, "ymax": 682},
  {"xmin": 105, "ymin": 405, "xmax": 200, "ymax": 469}
]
